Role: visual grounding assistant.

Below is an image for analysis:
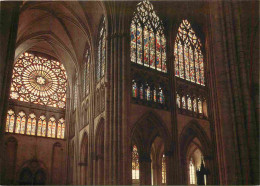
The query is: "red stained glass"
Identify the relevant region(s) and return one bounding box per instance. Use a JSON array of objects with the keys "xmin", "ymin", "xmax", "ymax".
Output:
[
  {"xmin": 130, "ymin": 0, "xmax": 167, "ymax": 73},
  {"xmin": 10, "ymin": 52, "xmax": 67, "ymax": 108},
  {"xmin": 174, "ymin": 20, "xmax": 205, "ymax": 86}
]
